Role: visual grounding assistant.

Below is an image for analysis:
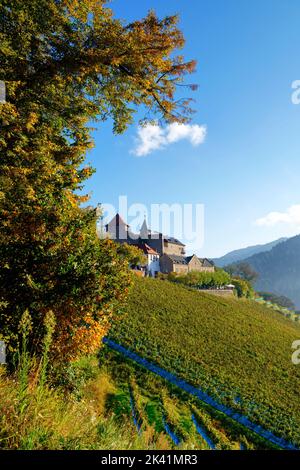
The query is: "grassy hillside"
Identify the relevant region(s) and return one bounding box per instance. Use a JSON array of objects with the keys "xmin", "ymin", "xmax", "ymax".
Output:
[
  {"xmin": 0, "ymin": 354, "xmax": 258, "ymax": 450},
  {"xmin": 108, "ymin": 277, "xmax": 300, "ymax": 446},
  {"xmin": 0, "ymin": 358, "xmax": 150, "ymax": 450},
  {"xmin": 2, "ymin": 277, "xmax": 300, "ymax": 449}
]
